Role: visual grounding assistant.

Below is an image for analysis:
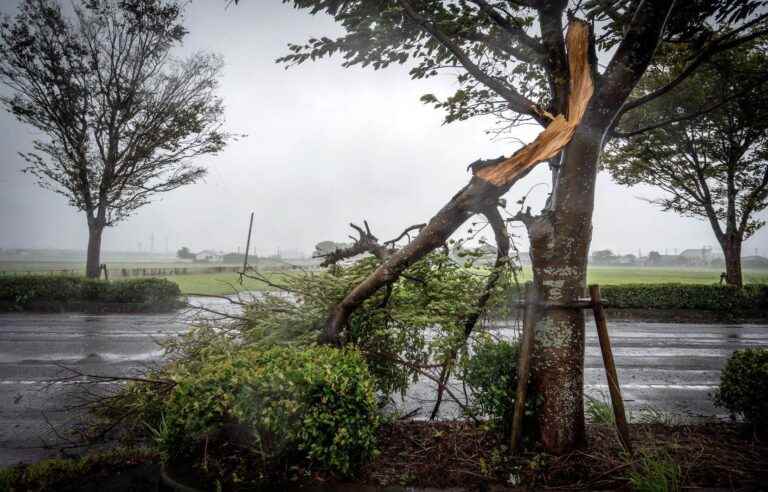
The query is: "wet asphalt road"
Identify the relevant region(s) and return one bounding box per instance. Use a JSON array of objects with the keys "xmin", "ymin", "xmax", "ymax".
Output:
[{"xmin": 1, "ymin": 301, "xmax": 767, "ymax": 466}]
